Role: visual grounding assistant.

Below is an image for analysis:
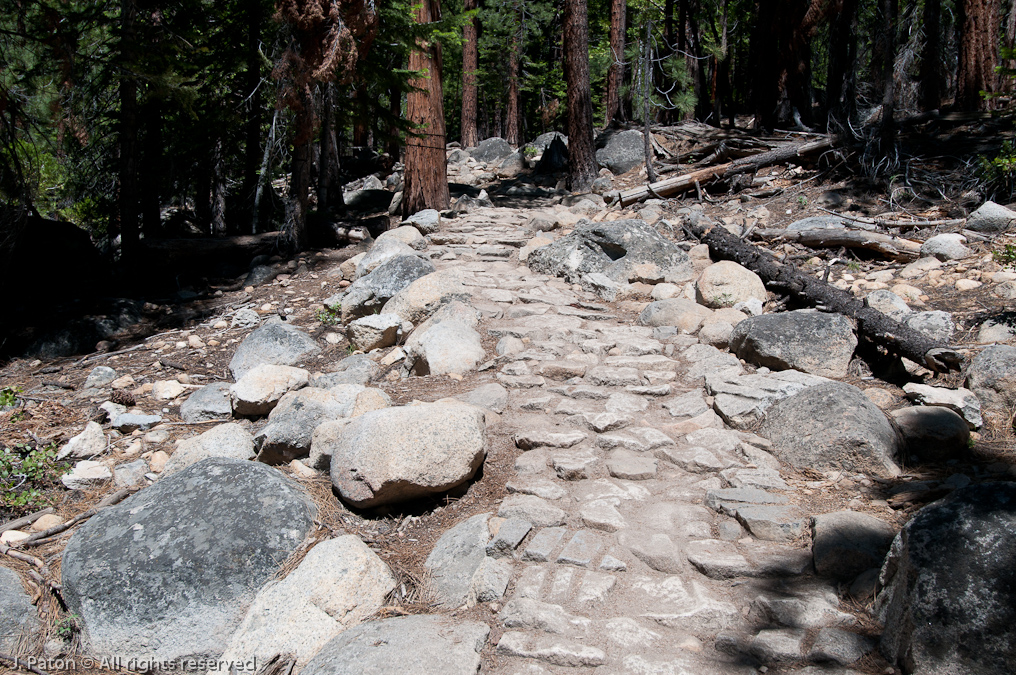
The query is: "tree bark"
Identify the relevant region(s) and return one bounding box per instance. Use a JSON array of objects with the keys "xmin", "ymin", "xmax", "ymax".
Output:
[
  {"xmin": 118, "ymin": 0, "xmax": 140, "ymax": 262},
  {"xmin": 403, "ymin": 0, "xmax": 450, "ymax": 215},
  {"xmin": 507, "ymin": 15, "xmax": 521, "ymax": 147},
  {"xmin": 287, "ymin": 91, "xmax": 314, "ymax": 250},
  {"xmin": 562, "ymin": 0, "xmax": 596, "ymax": 191},
  {"xmin": 920, "ymin": 0, "xmax": 943, "ymax": 109},
  {"xmin": 826, "ymin": 0, "xmax": 859, "ymax": 127},
  {"xmin": 461, "ymin": 0, "xmax": 479, "ymax": 147},
  {"xmin": 140, "ymin": 98, "xmax": 162, "ymax": 236},
  {"xmin": 957, "ymin": 0, "xmax": 1000, "ymax": 110},
  {"xmin": 878, "ymin": 0, "xmax": 898, "ymax": 146},
  {"xmin": 688, "ymin": 220, "xmax": 964, "ymax": 373},
  {"xmin": 604, "ymin": 0, "xmax": 626, "ymax": 127},
  {"xmin": 240, "ymin": 0, "xmax": 263, "ymax": 230}
]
